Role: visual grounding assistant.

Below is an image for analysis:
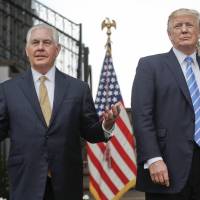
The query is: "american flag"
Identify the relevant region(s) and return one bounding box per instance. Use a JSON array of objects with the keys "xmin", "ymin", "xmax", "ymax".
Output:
[{"xmin": 87, "ymin": 50, "xmax": 137, "ymax": 200}]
